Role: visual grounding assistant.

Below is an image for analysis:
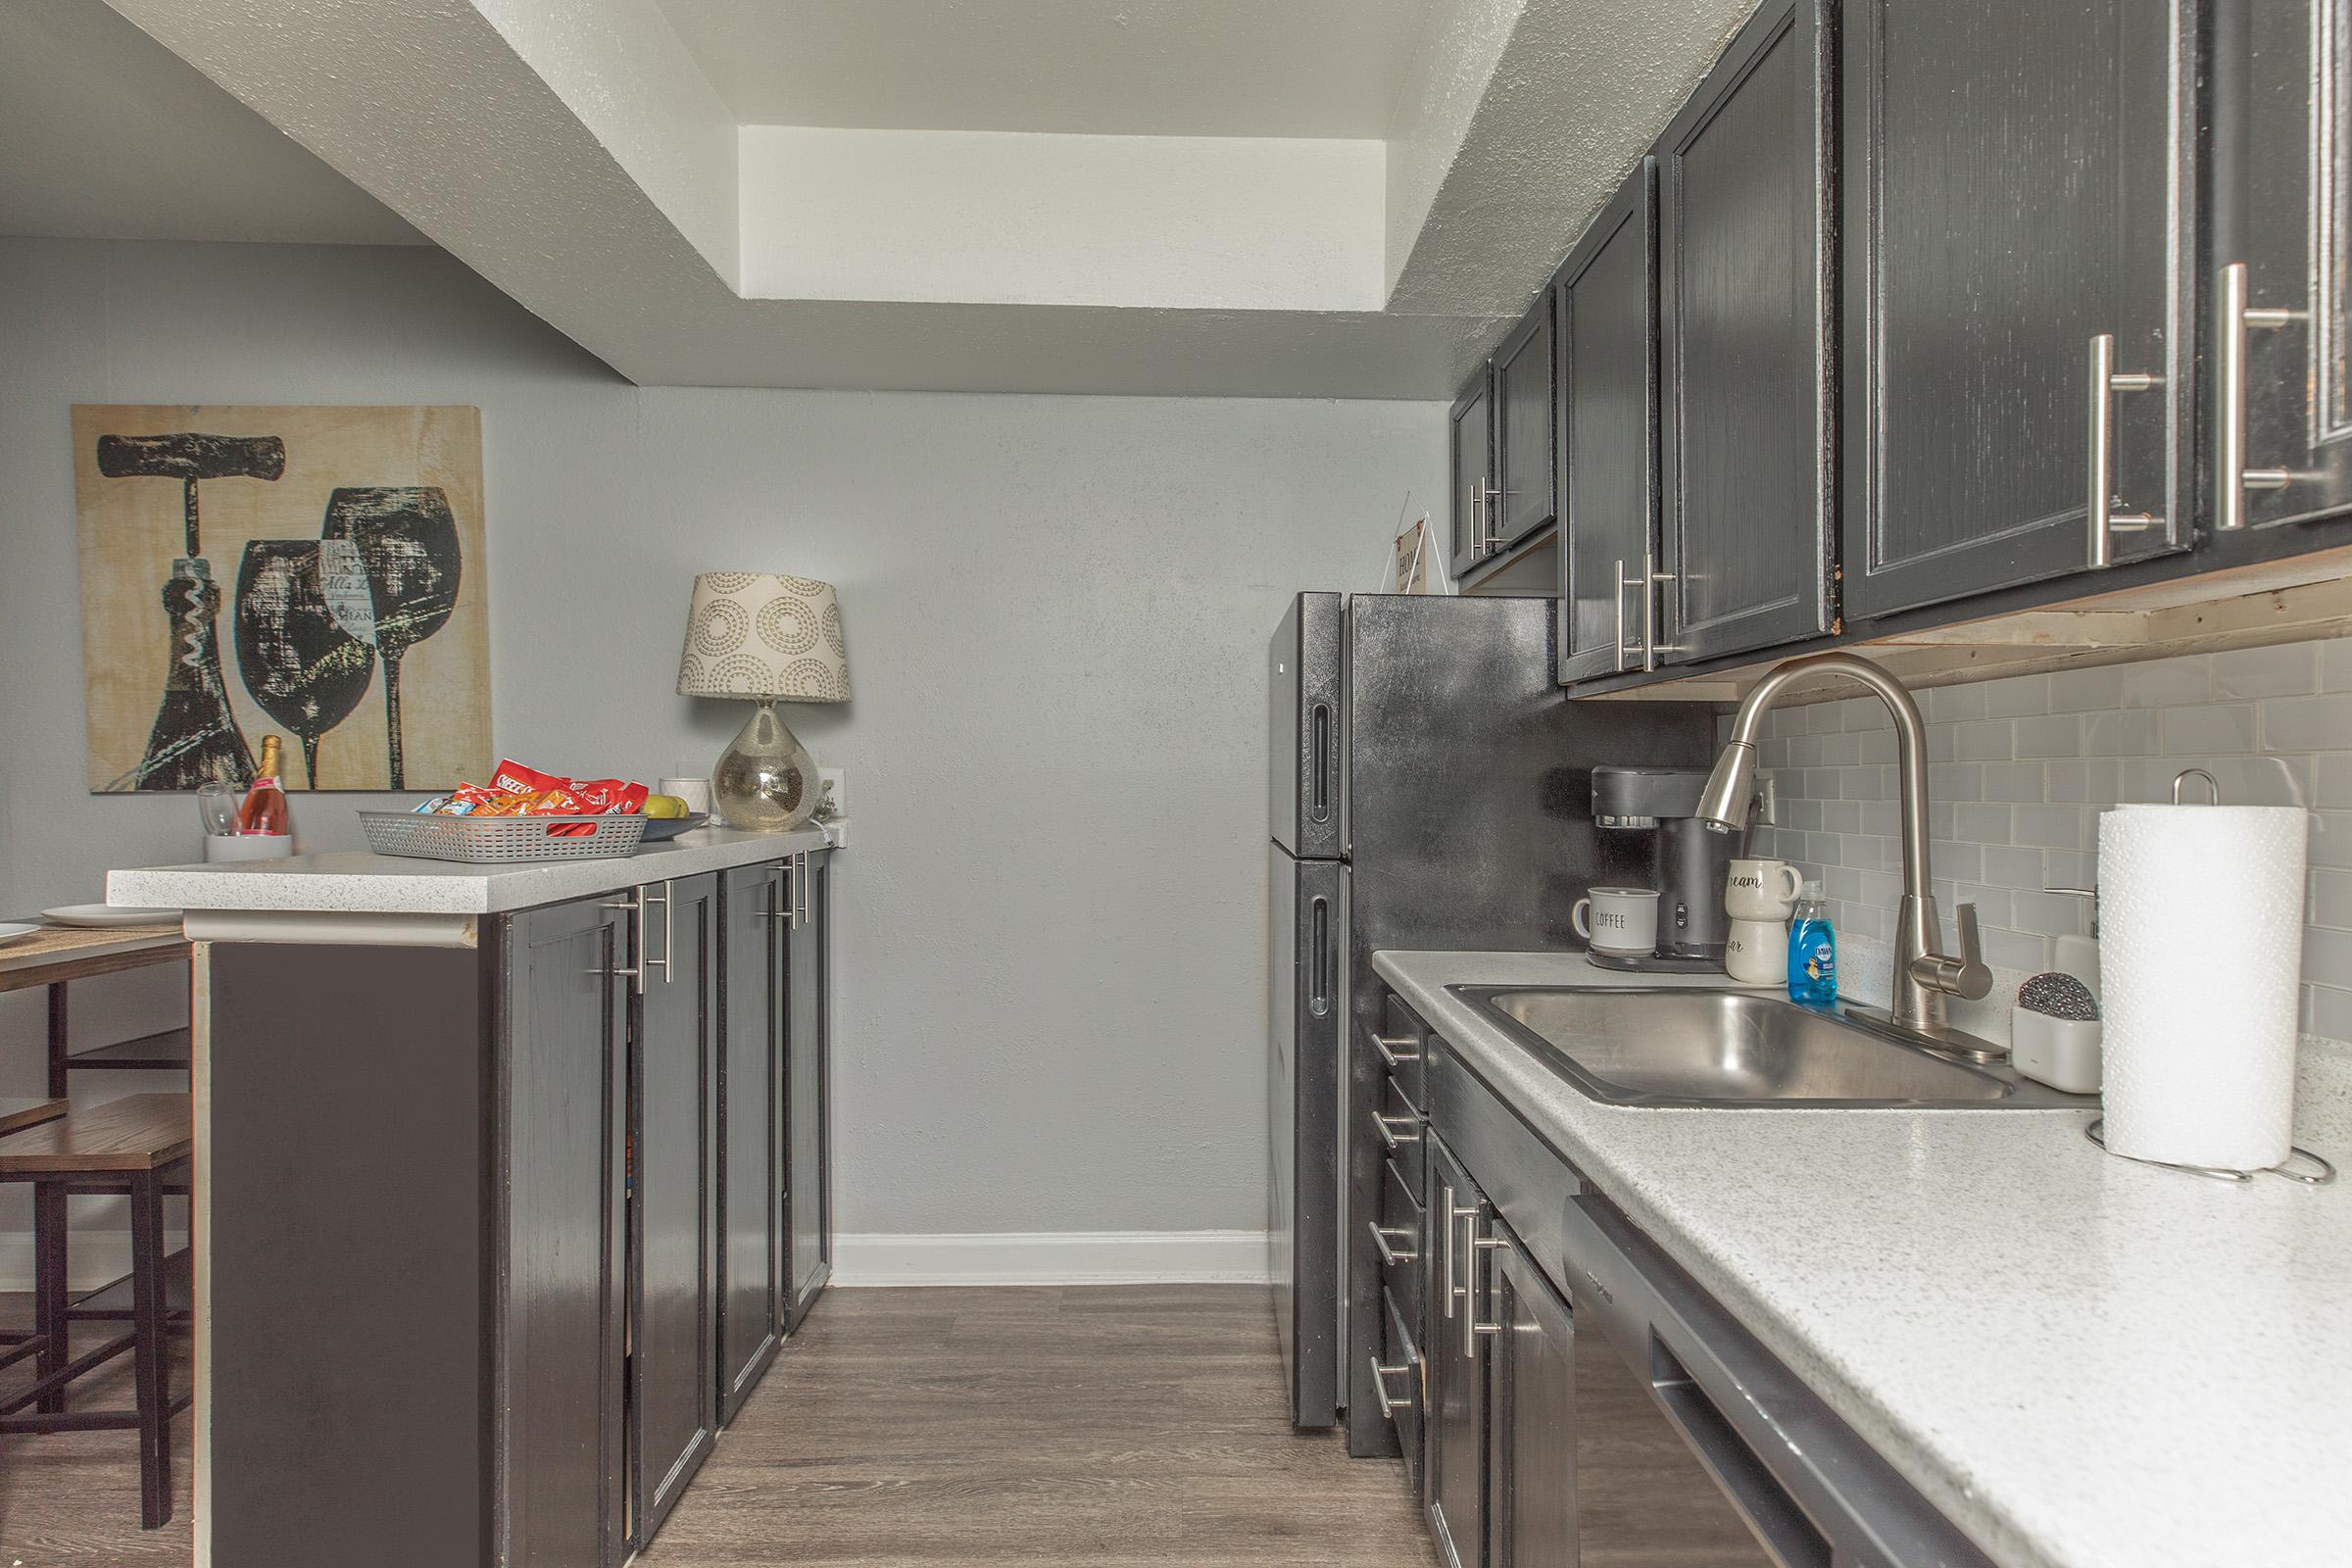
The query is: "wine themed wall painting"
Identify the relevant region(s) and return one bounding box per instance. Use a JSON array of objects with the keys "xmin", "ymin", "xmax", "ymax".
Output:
[{"xmin": 73, "ymin": 405, "xmax": 489, "ymax": 793}]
